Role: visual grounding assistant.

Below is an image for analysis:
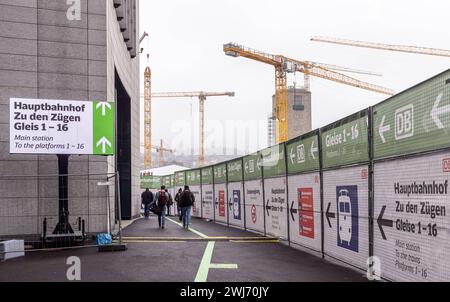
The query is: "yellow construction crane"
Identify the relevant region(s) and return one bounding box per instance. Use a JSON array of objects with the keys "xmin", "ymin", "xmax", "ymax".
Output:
[
  {"xmin": 299, "ymin": 61, "xmax": 382, "ymax": 91},
  {"xmin": 311, "ymin": 36, "xmax": 450, "ymax": 58},
  {"xmin": 140, "ymin": 139, "xmax": 174, "ymax": 168},
  {"xmin": 140, "ymin": 30, "xmax": 152, "ymax": 169},
  {"xmin": 143, "ymin": 67, "xmax": 152, "ymax": 169},
  {"xmin": 153, "ymin": 139, "xmax": 174, "ymax": 167},
  {"xmin": 149, "ymin": 91, "xmax": 235, "ymax": 167},
  {"xmin": 223, "ymin": 42, "xmax": 395, "ymax": 144}
]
